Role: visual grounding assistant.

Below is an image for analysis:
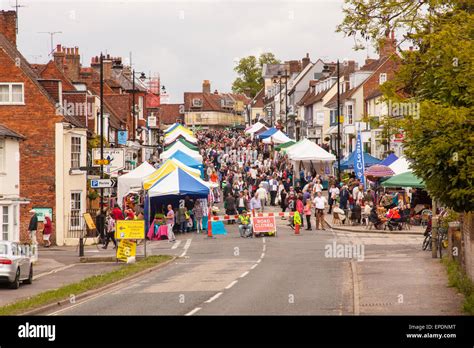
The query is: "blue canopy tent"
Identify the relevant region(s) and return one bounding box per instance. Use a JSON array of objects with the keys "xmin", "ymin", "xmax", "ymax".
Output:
[
  {"xmin": 380, "ymin": 153, "xmax": 398, "ymax": 166},
  {"xmin": 336, "ymin": 151, "xmax": 381, "ymax": 170},
  {"xmin": 145, "ymin": 168, "xmax": 210, "ymax": 236},
  {"xmin": 257, "ymin": 127, "xmax": 278, "ymax": 139},
  {"xmin": 169, "ymin": 150, "xmax": 204, "ymax": 178}
]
